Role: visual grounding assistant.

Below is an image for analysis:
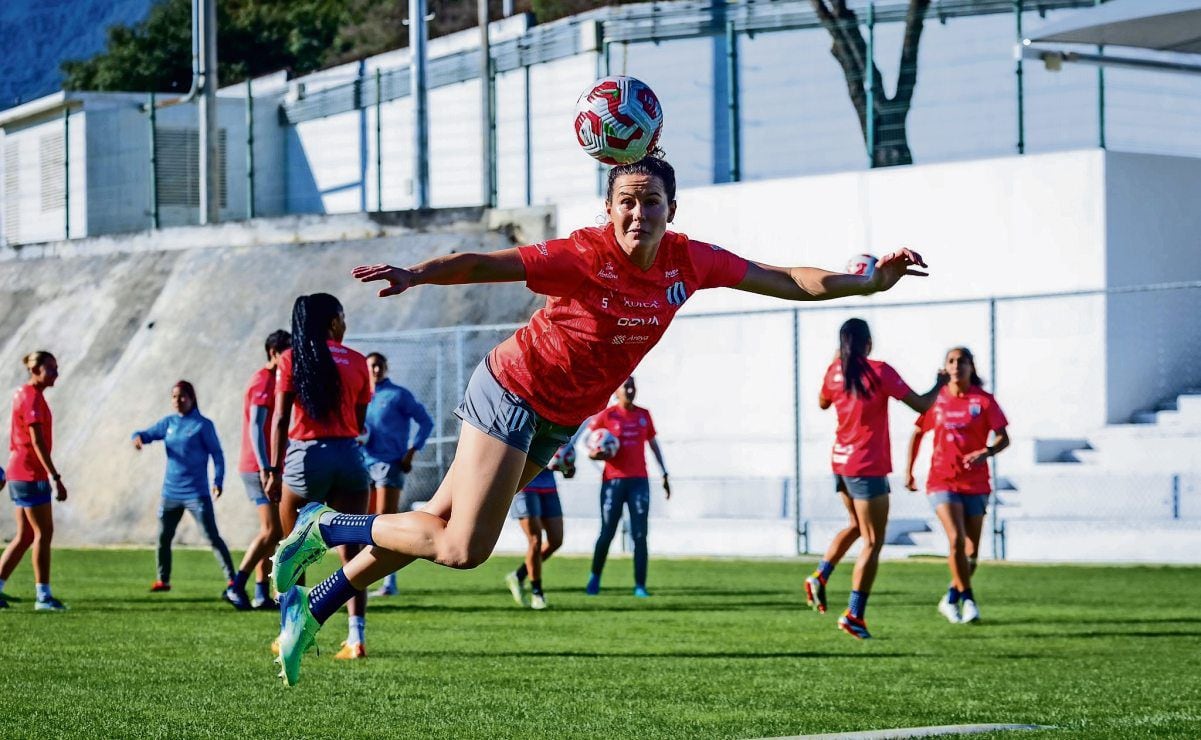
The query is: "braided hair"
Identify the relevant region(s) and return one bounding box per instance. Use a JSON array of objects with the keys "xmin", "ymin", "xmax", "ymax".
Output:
[
  {"xmin": 839, "ymin": 318, "xmax": 879, "ymax": 398},
  {"xmin": 290, "ymin": 293, "xmax": 343, "ymax": 422}
]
